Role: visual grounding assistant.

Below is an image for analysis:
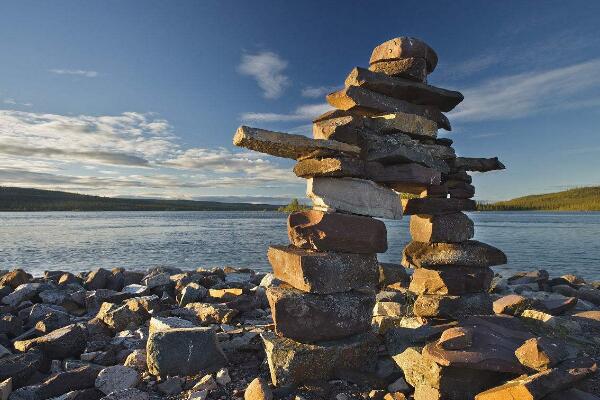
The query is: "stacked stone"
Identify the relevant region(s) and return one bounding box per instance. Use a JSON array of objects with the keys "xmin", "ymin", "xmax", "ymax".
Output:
[{"xmin": 232, "ymin": 36, "xmax": 508, "ymax": 388}]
